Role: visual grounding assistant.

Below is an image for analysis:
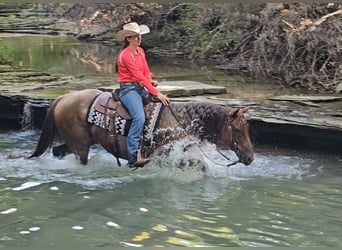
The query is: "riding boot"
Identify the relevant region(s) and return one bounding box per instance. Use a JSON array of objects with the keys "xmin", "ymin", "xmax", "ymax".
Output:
[{"xmin": 128, "ymin": 149, "xmax": 151, "ymax": 168}]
